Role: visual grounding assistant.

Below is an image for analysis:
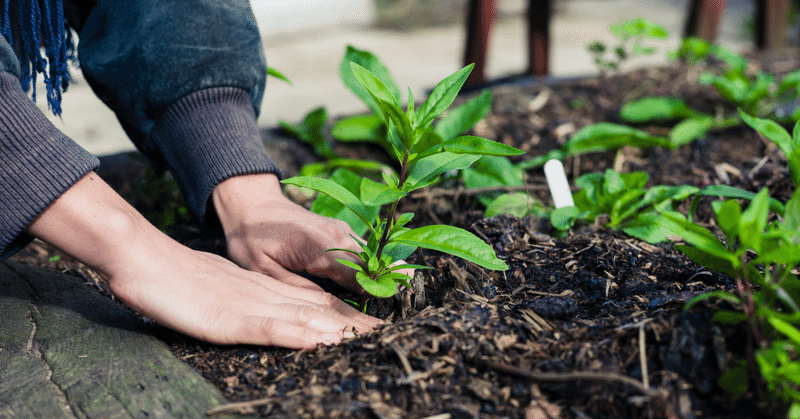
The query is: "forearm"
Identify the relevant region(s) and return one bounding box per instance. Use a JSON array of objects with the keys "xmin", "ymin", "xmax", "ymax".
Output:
[{"xmin": 24, "ymin": 171, "xmax": 154, "ymax": 278}]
